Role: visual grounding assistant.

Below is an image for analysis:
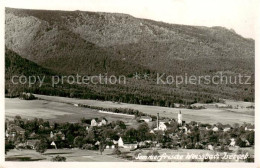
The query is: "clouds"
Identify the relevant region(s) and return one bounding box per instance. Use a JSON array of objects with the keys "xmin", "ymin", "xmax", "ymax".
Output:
[{"xmin": 5, "ymin": 0, "xmax": 258, "ymax": 38}]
